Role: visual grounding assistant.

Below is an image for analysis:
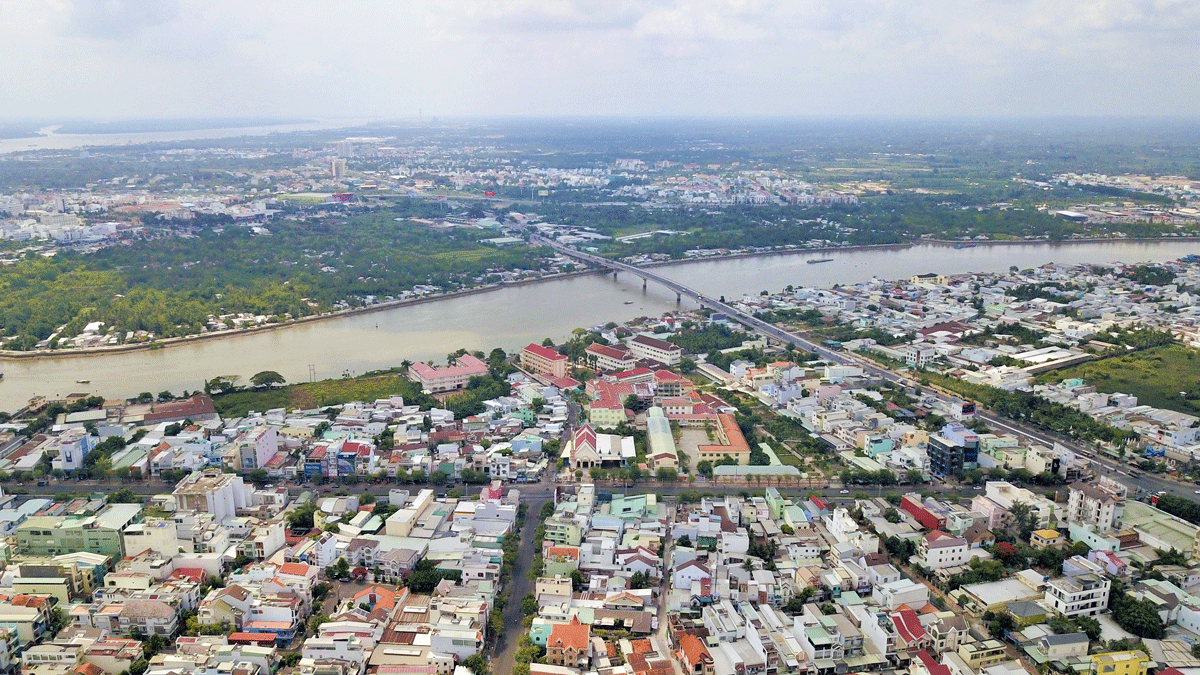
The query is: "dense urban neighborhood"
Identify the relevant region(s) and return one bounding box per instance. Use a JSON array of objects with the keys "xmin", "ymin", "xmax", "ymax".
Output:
[{"xmin": 3, "ymin": 250, "xmax": 1200, "ymax": 675}]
